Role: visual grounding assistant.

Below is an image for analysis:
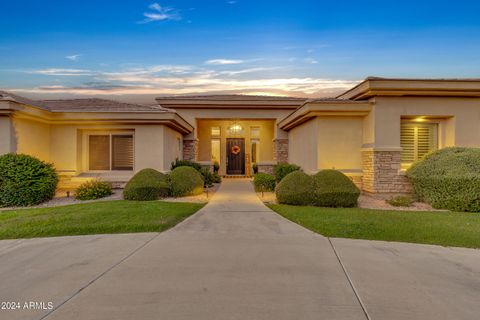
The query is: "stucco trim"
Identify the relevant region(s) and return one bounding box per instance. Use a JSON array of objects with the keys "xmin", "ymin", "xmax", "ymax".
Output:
[
  {"xmin": 338, "ymin": 78, "xmax": 480, "ymax": 100},
  {"xmin": 278, "ymin": 101, "xmax": 372, "ymax": 130},
  {"xmin": 8, "ymin": 103, "xmax": 194, "ymax": 134}
]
